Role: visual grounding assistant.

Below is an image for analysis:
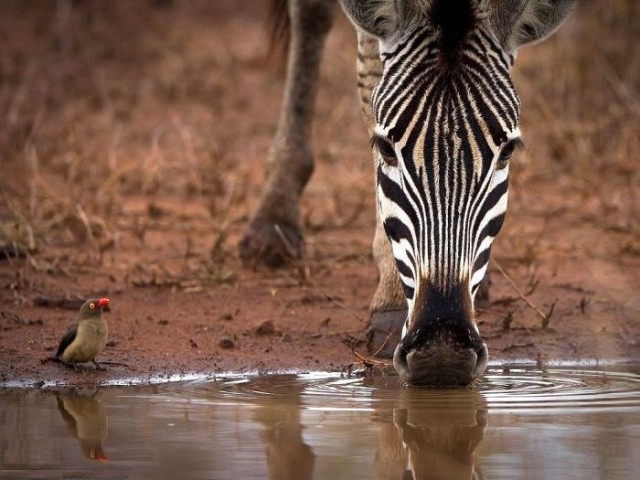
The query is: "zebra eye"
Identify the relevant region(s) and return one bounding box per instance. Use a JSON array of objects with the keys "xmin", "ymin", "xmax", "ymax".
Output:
[
  {"xmin": 371, "ymin": 136, "xmax": 398, "ymax": 167},
  {"xmin": 497, "ymin": 138, "xmax": 523, "ymax": 168}
]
